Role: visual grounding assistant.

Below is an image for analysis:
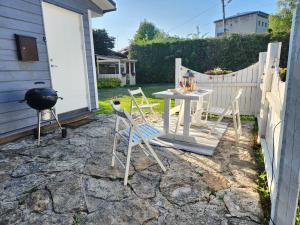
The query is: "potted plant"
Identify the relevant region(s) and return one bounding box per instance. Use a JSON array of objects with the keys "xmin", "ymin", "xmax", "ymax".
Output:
[
  {"xmin": 112, "ymin": 96, "xmax": 121, "ymax": 109},
  {"xmin": 204, "ymin": 67, "xmax": 233, "ymax": 75}
]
